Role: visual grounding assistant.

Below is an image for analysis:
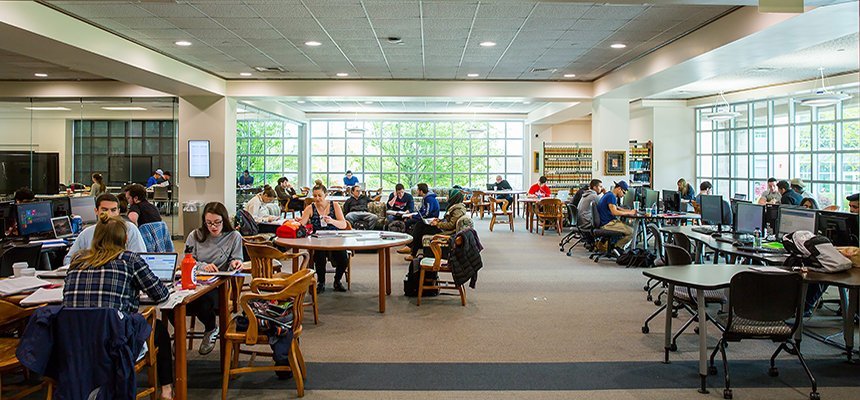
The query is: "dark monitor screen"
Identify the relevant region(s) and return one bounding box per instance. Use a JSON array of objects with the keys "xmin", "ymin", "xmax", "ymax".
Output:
[
  {"xmin": 764, "ymin": 204, "xmax": 780, "ymax": 231},
  {"xmin": 816, "ymin": 210, "xmax": 859, "ymax": 247},
  {"xmin": 70, "ymin": 196, "xmax": 97, "ymax": 224},
  {"xmin": 733, "ymin": 193, "xmax": 747, "ymax": 201},
  {"xmin": 735, "ymin": 202, "xmax": 764, "ymax": 234},
  {"xmin": 50, "ymin": 197, "xmax": 72, "ymax": 217},
  {"xmin": 622, "ymin": 189, "xmax": 636, "ymax": 209},
  {"xmin": 16, "ymin": 201, "xmax": 53, "ymax": 236},
  {"xmin": 777, "ymin": 207, "xmax": 817, "ymax": 240},
  {"xmin": 644, "ymin": 189, "xmax": 658, "ymax": 209},
  {"xmin": 661, "ymin": 190, "xmax": 678, "ymax": 212},
  {"xmin": 700, "ymin": 194, "xmax": 725, "ymax": 225}
]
